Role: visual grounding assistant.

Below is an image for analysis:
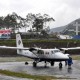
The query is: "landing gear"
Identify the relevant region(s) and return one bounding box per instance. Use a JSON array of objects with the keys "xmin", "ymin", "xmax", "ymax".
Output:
[
  {"xmin": 44, "ymin": 61, "xmax": 47, "ymax": 67},
  {"xmin": 25, "ymin": 62, "xmax": 28, "ymax": 65},
  {"xmin": 33, "ymin": 62, "xmax": 37, "ymax": 67},
  {"xmin": 59, "ymin": 62, "xmax": 62, "ymax": 68},
  {"xmin": 65, "ymin": 61, "xmax": 67, "ymax": 66},
  {"xmin": 51, "ymin": 61, "xmax": 54, "ymax": 66}
]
